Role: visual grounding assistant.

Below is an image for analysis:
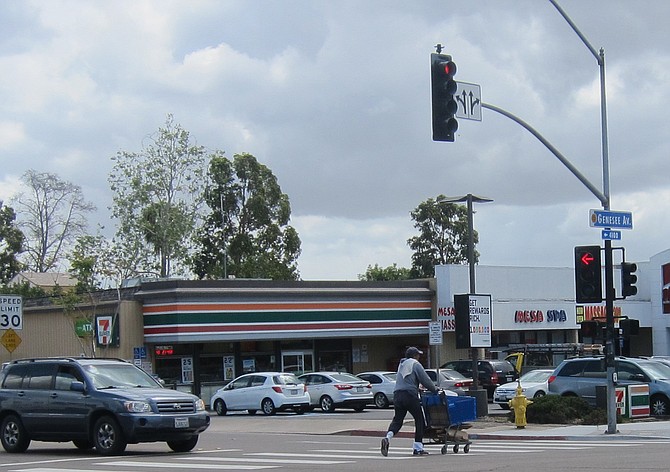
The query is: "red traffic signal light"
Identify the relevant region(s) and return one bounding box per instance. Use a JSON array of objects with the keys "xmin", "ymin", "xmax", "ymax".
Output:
[
  {"xmin": 580, "ymin": 320, "xmax": 599, "ymax": 338},
  {"xmin": 431, "ymin": 53, "xmax": 458, "ymax": 142},
  {"xmin": 574, "ymin": 245, "xmax": 602, "ymax": 303}
]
